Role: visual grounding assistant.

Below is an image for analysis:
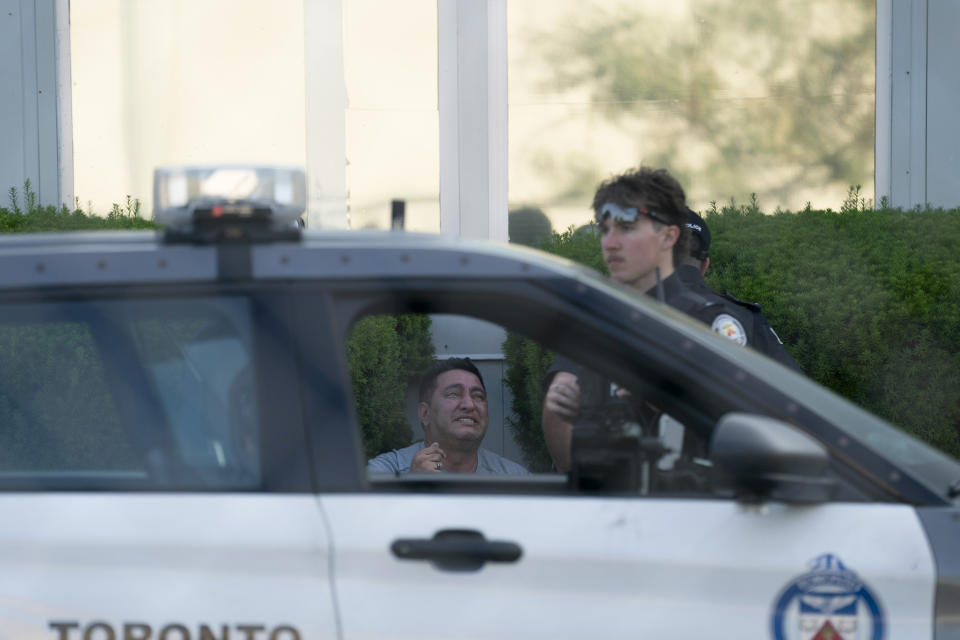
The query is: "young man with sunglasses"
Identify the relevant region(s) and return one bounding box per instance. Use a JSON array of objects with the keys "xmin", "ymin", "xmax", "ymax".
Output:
[{"xmin": 541, "ymin": 166, "xmax": 766, "ymax": 472}]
